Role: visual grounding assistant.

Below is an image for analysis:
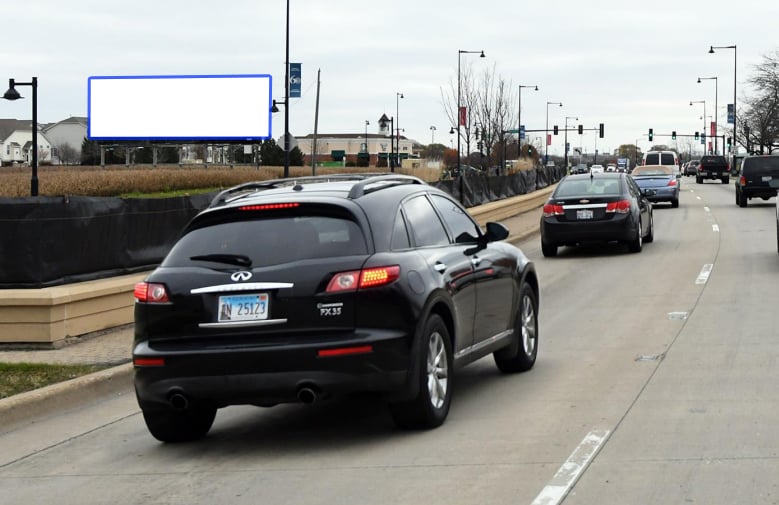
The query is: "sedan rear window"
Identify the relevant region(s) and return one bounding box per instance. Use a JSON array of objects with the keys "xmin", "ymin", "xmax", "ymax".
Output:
[
  {"xmin": 556, "ymin": 178, "xmax": 622, "ymax": 197},
  {"xmin": 163, "ymin": 215, "xmax": 368, "ymax": 268}
]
